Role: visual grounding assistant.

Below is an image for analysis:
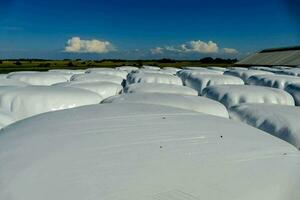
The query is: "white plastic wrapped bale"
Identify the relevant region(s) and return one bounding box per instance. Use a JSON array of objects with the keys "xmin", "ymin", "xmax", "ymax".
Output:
[
  {"xmin": 0, "ymin": 111, "xmax": 14, "ymax": 129},
  {"xmin": 85, "ymin": 68, "xmax": 128, "ymax": 79},
  {"xmin": 9, "ymin": 71, "xmax": 73, "ymax": 80},
  {"xmin": 230, "ymin": 104, "xmax": 300, "ymax": 149},
  {"xmin": 247, "ymin": 74, "xmax": 300, "ymax": 90},
  {"xmin": 70, "ymin": 73, "xmax": 124, "ymax": 85},
  {"xmin": 162, "ymin": 67, "xmax": 181, "ymax": 75},
  {"xmin": 48, "ymin": 69, "xmax": 85, "ymax": 74},
  {"xmin": 207, "ymin": 66, "xmax": 228, "ymax": 72},
  {"xmin": 142, "ymin": 65, "xmax": 160, "ymax": 70},
  {"xmin": 281, "ymin": 68, "xmax": 300, "ymax": 77},
  {"xmin": 8, "ymin": 71, "xmax": 38, "ymax": 75},
  {"xmin": 163, "ymin": 67, "xmax": 181, "ymax": 71},
  {"xmin": 183, "ymin": 66, "xmax": 205, "ymax": 70},
  {"xmin": 0, "ymin": 86, "xmax": 21, "ymax": 95},
  {"xmin": 0, "ymin": 74, "xmax": 7, "ymax": 79},
  {"xmin": 250, "ymin": 66, "xmax": 269, "ymax": 70},
  {"xmin": 273, "ymin": 66, "xmax": 292, "ymax": 70},
  {"xmin": 0, "ymin": 78, "xmax": 27, "ymax": 86},
  {"xmin": 135, "ymin": 68, "xmax": 174, "ymax": 75},
  {"xmin": 184, "ymin": 74, "xmax": 244, "ymax": 95},
  {"xmin": 123, "ymin": 83, "xmax": 198, "ymax": 96},
  {"xmin": 103, "ymin": 93, "xmax": 229, "ymax": 118},
  {"xmin": 115, "ymin": 66, "xmax": 139, "ymax": 72},
  {"xmin": 0, "ymin": 103, "xmax": 300, "ymax": 200},
  {"xmin": 7, "ymin": 72, "xmax": 72, "ymax": 85},
  {"xmin": 203, "ymin": 85, "xmax": 295, "ymax": 109},
  {"xmin": 177, "ymin": 69, "xmax": 223, "ymax": 85},
  {"xmin": 285, "ymin": 83, "xmax": 300, "ymax": 106},
  {"xmin": 126, "ymin": 71, "xmax": 182, "ymax": 85},
  {"xmin": 0, "ymin": 87, "xmax": 23, "ymax": 135},
  {"xmin": 249, "ymin": 66, "xmax": 283, "ymax": 73},
  {"xmin": 250, "ymin": 66, "xmax": 289, "ymax": 71},
  {"xmin": 0, "ymin": 86, "xmax": 102, "ymax": 121},
  {"xmin": 228, "ymin": 67, "xmax": 248, "ymax": 70},
  {"xmin": 179, "ymin": 69, "xmax": 224, "ymax": 75},
  {"xmin": 224, "ymin": 69, "xmax": 274, "ymax": 82},
  {"xmin": 250, "ymin": 66, "xmax": 289, "ymax": 72},
  {"xmin": 54, "ymin": 81, "xmax": 122, "ymax": 99}
]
